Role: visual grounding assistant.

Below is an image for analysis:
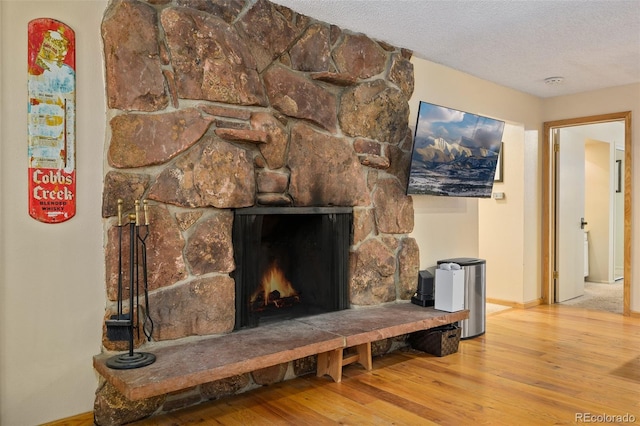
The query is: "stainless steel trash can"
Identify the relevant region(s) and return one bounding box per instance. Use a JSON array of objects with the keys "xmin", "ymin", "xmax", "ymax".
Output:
[{"xmin": 437, "ymin": 257, "xmax": 486, "ymax": 339}]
